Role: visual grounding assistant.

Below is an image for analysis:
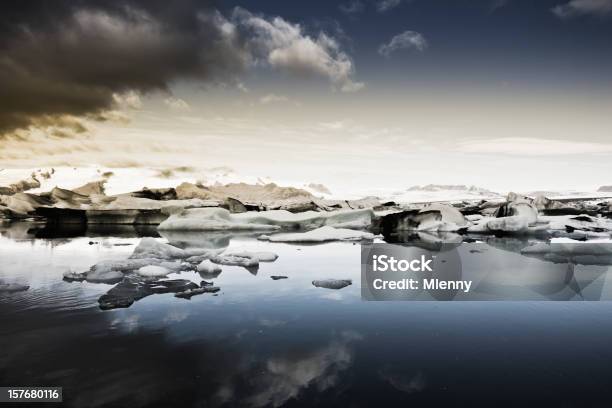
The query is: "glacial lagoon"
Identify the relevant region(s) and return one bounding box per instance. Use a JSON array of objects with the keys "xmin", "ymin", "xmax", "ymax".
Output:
[{"xmin": 2, "ymin": 222, "xmax": 612, "ymax": 407}]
